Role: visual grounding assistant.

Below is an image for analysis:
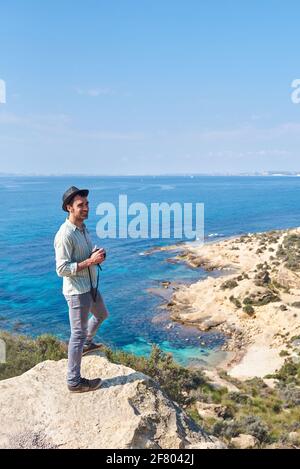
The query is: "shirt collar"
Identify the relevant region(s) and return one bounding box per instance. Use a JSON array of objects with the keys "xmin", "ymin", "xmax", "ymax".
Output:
[{"xmin": 65, "ymin": 218, "xmax": 86, "ymax": 232}]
